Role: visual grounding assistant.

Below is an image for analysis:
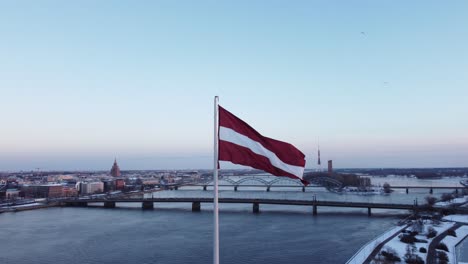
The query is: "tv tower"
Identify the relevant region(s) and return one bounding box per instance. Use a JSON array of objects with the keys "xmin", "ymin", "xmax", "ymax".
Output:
[{"xmin": 317, "ymin": 141, "xmax": 322, "ymax": 172}]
